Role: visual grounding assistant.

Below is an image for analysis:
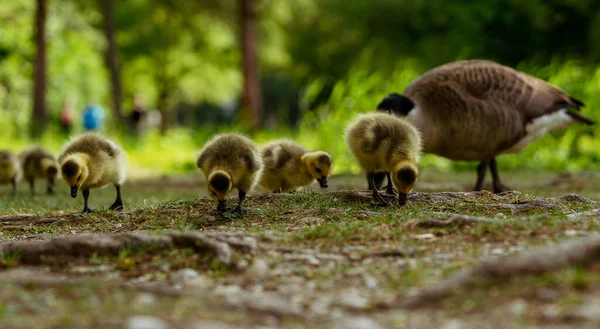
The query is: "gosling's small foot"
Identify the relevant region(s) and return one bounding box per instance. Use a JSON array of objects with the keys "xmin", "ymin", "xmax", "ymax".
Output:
[
  {"xmin": 109, "ymin": 201, "xmax": 124, "ymax": 211},
  {"xmin": 371, "ymin": 190, "xmax": 389, "ymax": 206},
  {"xmin": 233, "ymin": 206, "xmax": 245, "ymax": 217},
  {"xmin": 493, "ymin": 183, "xmax": 512, "ymax": 194},
  {"xmin": 383, "ymin": 184, "xmax": 398, "ymax": 197}
]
